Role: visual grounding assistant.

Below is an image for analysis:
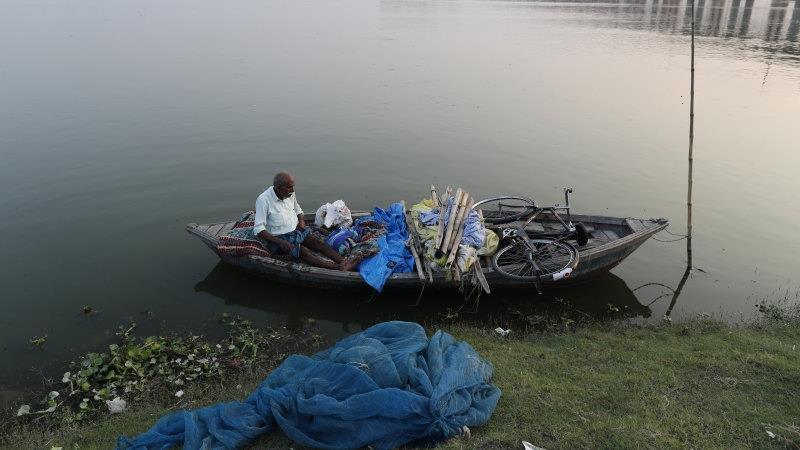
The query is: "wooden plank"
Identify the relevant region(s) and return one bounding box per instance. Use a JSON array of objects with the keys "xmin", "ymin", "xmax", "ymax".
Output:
[
  {"xmin": 625, "ymin": 218, "xmax": 645, "ymax": 233},
  {"xmin": 568, "ymin": 214, "xmax": 626, "ymax": 226},
  {"xmin": 524, "ymin": 222, "xmax": 545, "ymax": 234},
  {"xmin": 218, "ymin": 222, "xmax": 235, "ymax": 236},
  {"xmin": 603, "ymin": 230, "xmax": 620, "ymax": 241},
  {"xmin": 582, "ymin": 239, "xmax": 602, "ymax": 250},
  {"xmin": 592, "ymin": 231, "xmax": 609, "ymax": 242},
  {"xmin": 208, "ymin": 223, "xmax": 226, "ymax": 236}
]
